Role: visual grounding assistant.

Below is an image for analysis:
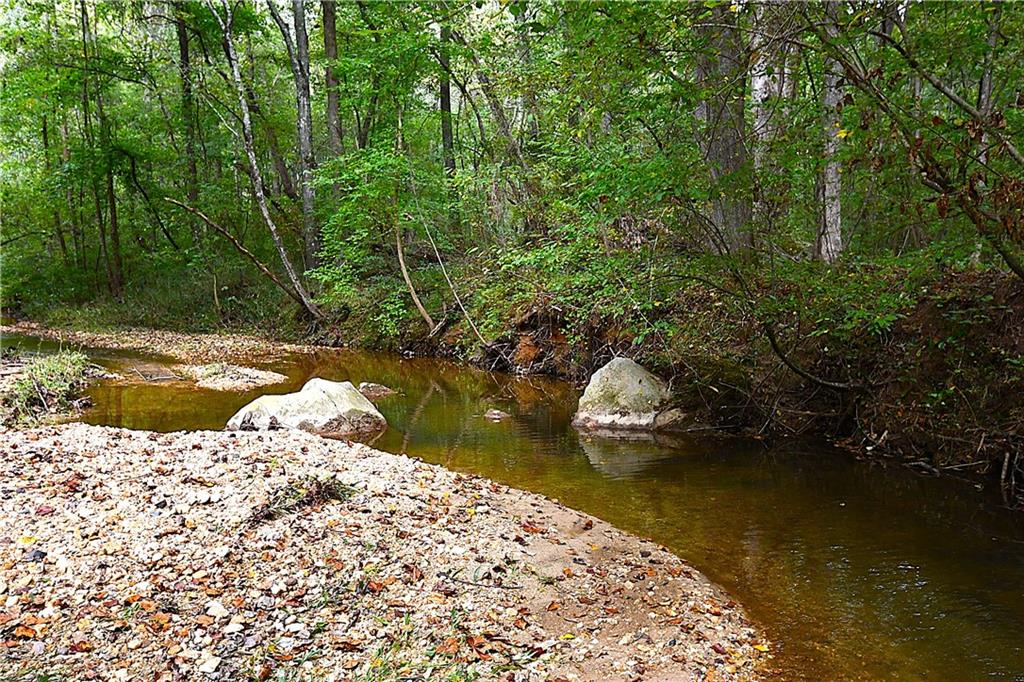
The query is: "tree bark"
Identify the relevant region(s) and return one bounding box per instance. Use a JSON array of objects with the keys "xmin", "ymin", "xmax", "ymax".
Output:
[
  {"xmin": 78, "ymin": 0, "xmax": 115, "ymax": 297},
  {"xmin": 439, "ymin": 26, "xmax": 456, "ymax": 178},
  {"xmin": 977, "ymin": 2, "xmax": 1001, "ymax": 166},
  {"xmin": 816, "ymin": 0, "xmax": 843, "ymax": 263},
  {"xmin": 243, "ymin": 82, "xmax": 300, "ymax": 201},
  {"xmin": 268, "ymin": 0, "xmax": 320, "ymax": 271},
  {"xmin": 212, "ymin": 0, "xmax": 321, "ymax": 319},
  {"xmin": 42, "ymin": 114, "xmax": 69, "ymax": 264},
  {"xmin": 694, "ymin": 4, "xmax": 752, "ymax": 255},
  {"xmin": 322, "ymin": 0, "xmax": 344, "ymax": 156},
  {"xmin": 396, "ymin": 227, "xmax": 435, "ymax": 333},
  {"xmin": 175, "ymin": 9, "xmax": 200, "ymax": 240}
]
